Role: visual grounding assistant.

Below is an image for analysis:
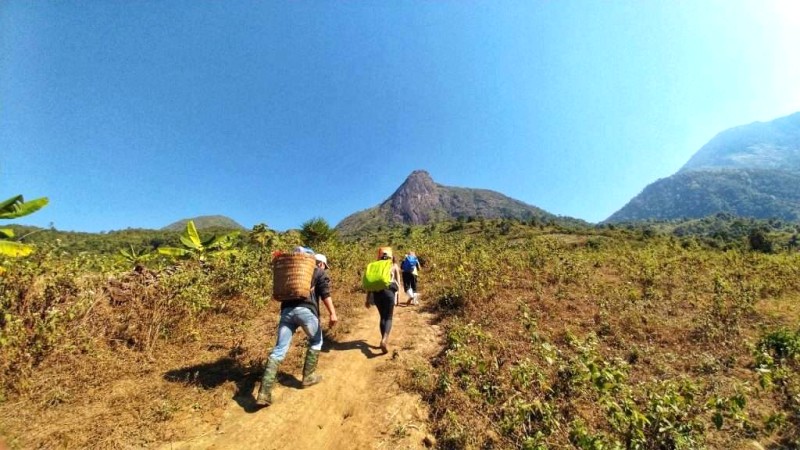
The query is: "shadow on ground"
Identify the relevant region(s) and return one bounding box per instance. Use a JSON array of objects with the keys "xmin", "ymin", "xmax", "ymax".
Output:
[
  {"xmin": 163, "ymin": 350, "xmax": 270, "ymax": 413},
  {"xmin": 323, "ymin": 337, "xmax": 384, "ymax": 359}
]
